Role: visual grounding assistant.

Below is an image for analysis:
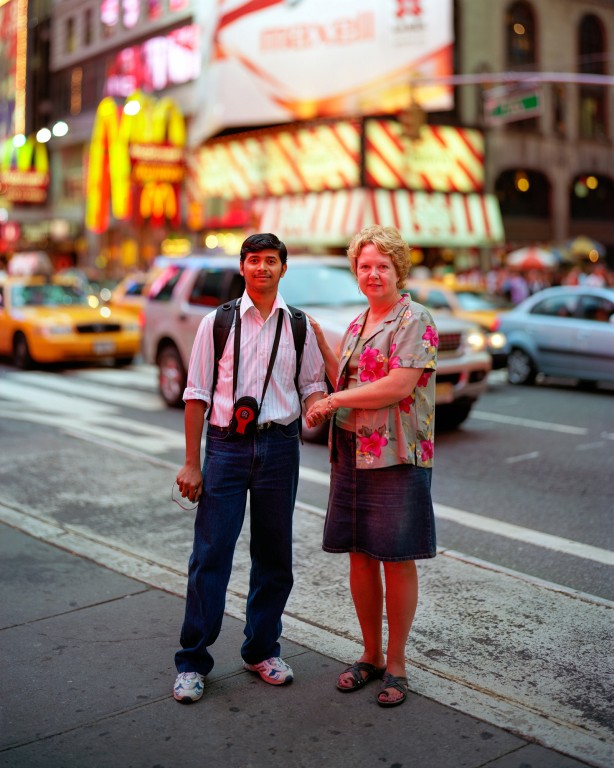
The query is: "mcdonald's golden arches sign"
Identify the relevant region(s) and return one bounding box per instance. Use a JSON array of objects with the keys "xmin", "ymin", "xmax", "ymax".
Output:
[{"xmin": 86, "ymin": 92, "xmax": 186, "ymax": 233}]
